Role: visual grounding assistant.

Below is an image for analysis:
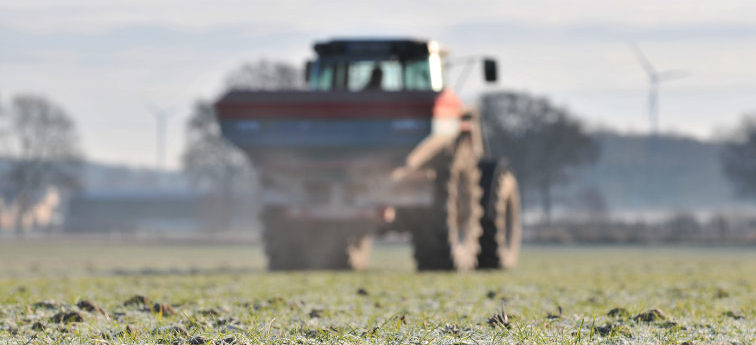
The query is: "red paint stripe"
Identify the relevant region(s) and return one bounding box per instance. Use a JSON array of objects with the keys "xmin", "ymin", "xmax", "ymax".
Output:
[
  {"xmin": 215, "ymin": 89, "xmax": 464, "ymax": 119},
  {"xmin": 217, "ymin": 102, "xmax": 434, "ymax": 119}
]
